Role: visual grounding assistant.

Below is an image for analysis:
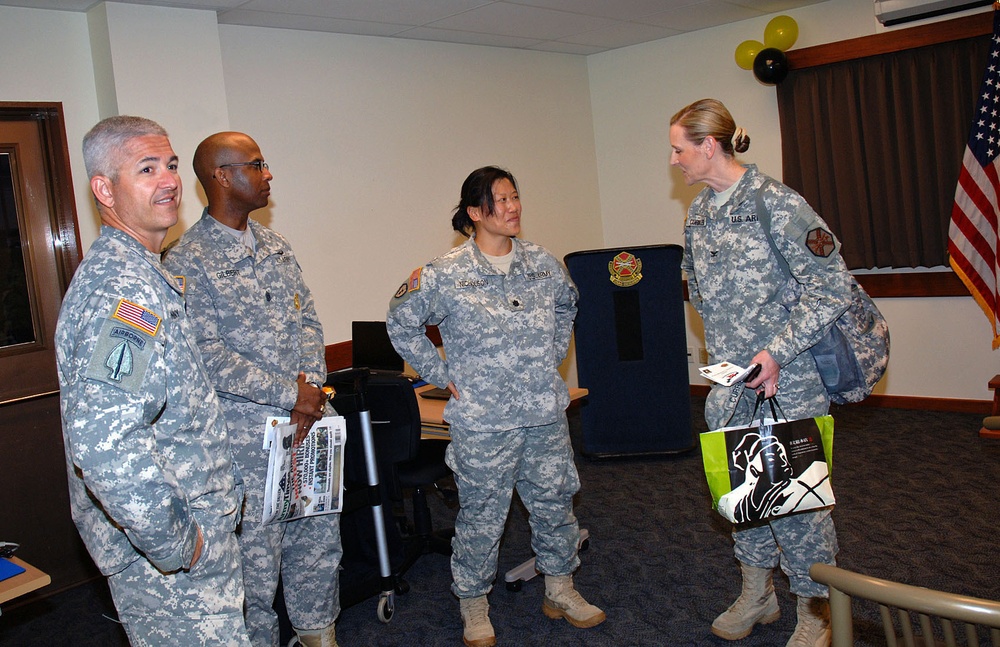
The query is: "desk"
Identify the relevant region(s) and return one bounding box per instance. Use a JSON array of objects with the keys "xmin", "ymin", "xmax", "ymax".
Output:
[
  {"xmin": 0, "ymin": 557, "xmax": 51, "ymax": 612},
  {"xmin": 415, "ymin": 384, "xmax": 589, "ymax": 439}
]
